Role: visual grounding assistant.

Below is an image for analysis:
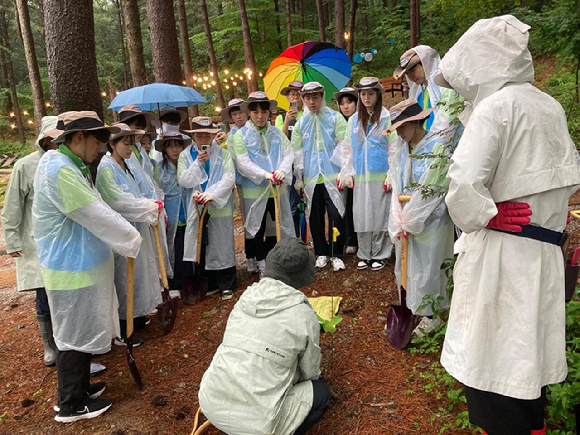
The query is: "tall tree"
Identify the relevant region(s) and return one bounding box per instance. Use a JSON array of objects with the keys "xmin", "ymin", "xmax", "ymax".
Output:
[
  {"xmin": 391, "ymin": 0, "xmax": 397, "ymax": 9},
  {"xmin": 15, "ymin": 0, "xmax": 46, "ymax": 133},
  {"xmin": 334, "ymin": 0, "xmax": 345, "ymax": 48},
  {"xmin": 44, "ymin": 0, "xmax": 103, "ymax": 118},
  {"xmin": 347, "ymin": 0, "xmax": 357, "ymax": 59},
  {"xmin": 200, "ymin": 0, "xmax": 225, "ymax": 109},
  {"xmin": 145, "ymin": 0, "xmax": 182, "ymax": 85},
  {"xmin": 415, "ymin": 0, "xmax": 420, "ymax": 43},
  {"xmin": 298, "ymin": 0, "xmax": 304, "ymax": 28},
  {"xmin": 114, "ymin": 0, "xmax": 129, "ymax": 88},
  {"xmin": 0, "ymin": 4, "xmax": 25, "ymax": 144},
  {"xmin": 121, "ymin": 0, "xmax": 148, "ymax": 86},
  {"xmin": 410, "ymin": 0, "xmax": 418, "ymax": 46},
  {"xmin": 237, "ymin": 0, "xmax": 258, "ymax": 92},
  {"xmin": 315, "ymin": 0, "xmax": 325, "ymax": 41},
  {"xmin": 273, "ymin": 0, "xmax": 283, "ymax": 51},
  {"xmin": 177, "ymin": 0, "xmax": 198, "ymax": 117},
  {"xmin": 285, "ymin": 0, "xmax": 292, "ymax": 47}
]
